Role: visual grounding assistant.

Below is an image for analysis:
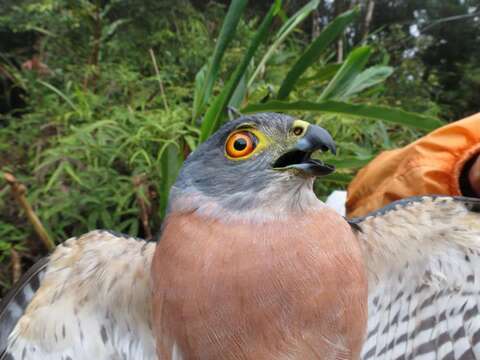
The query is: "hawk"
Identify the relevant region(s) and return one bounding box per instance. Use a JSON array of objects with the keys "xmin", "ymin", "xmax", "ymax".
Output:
[{"xmin": 1, "ymin": 113, "xmax": 480, "ymax": 359}]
